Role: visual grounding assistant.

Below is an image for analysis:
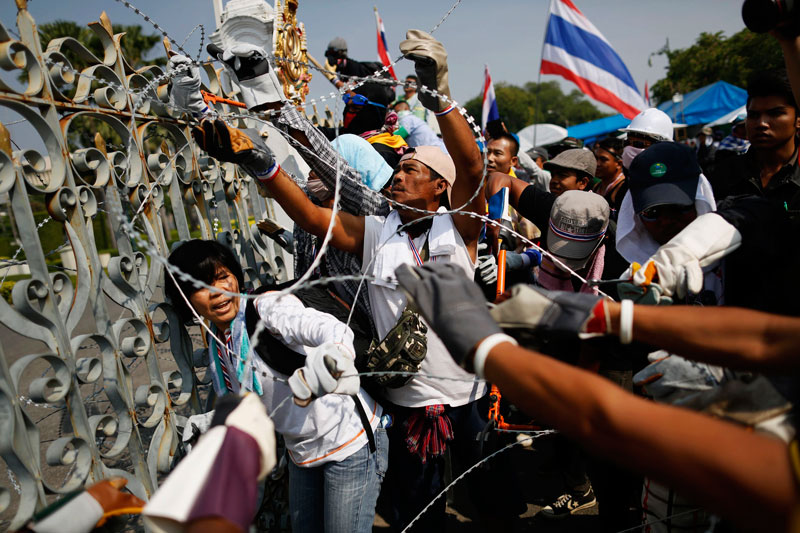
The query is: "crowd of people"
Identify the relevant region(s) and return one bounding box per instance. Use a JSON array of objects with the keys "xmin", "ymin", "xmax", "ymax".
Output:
[{"xmin": 26, "ymin": 22, "xmax": 800, "ymax": 533}]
